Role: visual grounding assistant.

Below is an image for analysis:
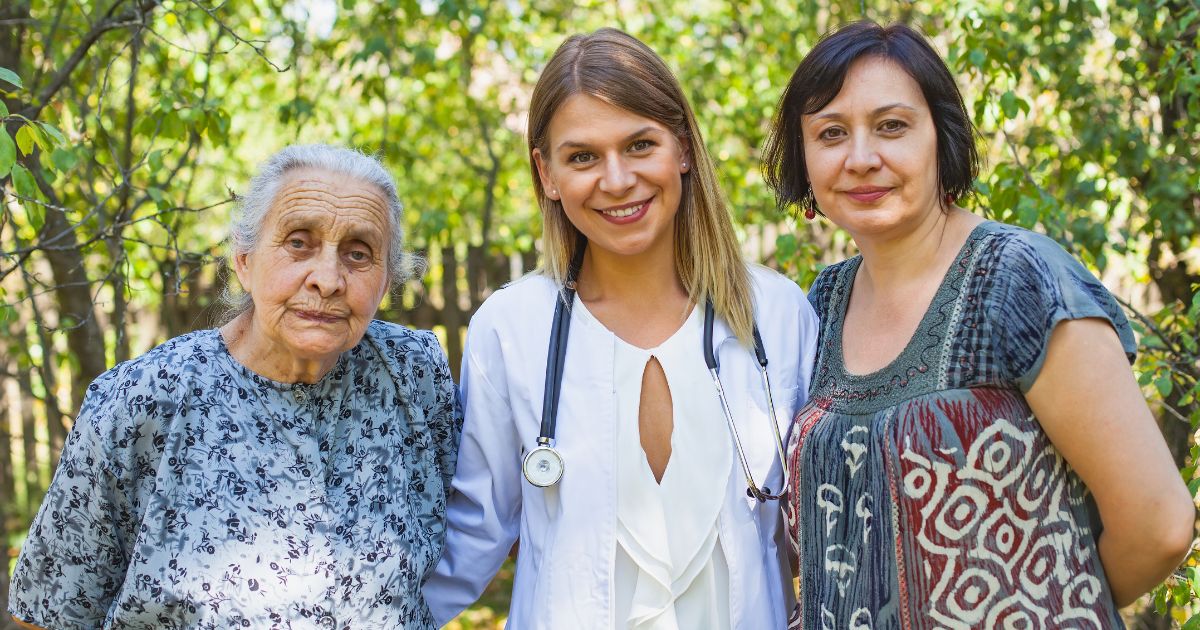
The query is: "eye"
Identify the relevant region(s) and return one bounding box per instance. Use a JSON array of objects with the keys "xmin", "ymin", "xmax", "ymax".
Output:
[
  {"xmin": 879, "ymin": 119, "xmax": 908, "ymax": 133},
  {"xmin": 567, "ymin": 151, "xmax": 596, "ymax": 164},
  {"xmin": 285, "ymin": 232, "xmax": 310, "ymax": 250},
  {"xmin": 816, "ymin": 126, "xmax": 846, "ymax": 142},
  {"xmin": 347, "ymin": 250, "xmax": 370, "ymax": 263},
  {"xmin": 629, "ymin": 139, "xmax": 655, "ymax": 152}
]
